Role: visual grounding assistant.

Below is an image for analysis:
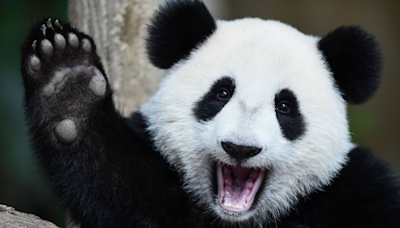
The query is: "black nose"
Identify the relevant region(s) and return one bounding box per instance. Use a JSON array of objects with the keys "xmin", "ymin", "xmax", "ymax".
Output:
[{"xmin": 221, "ymin": 141, "xmax": 262, "ymax": 162}]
